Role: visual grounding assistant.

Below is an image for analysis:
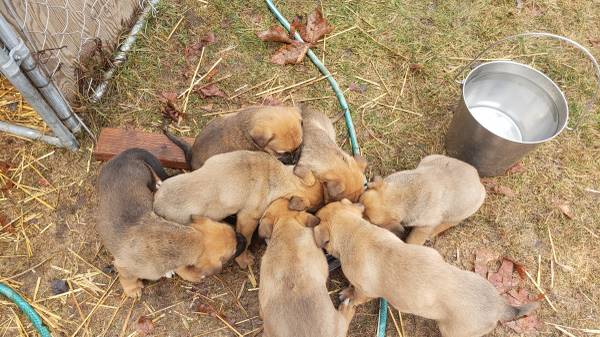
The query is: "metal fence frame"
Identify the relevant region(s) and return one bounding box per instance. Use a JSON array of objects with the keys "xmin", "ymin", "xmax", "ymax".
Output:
[{"xmin": 0, "ymin": 0, "xmax": 159, "ymax": 150}]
